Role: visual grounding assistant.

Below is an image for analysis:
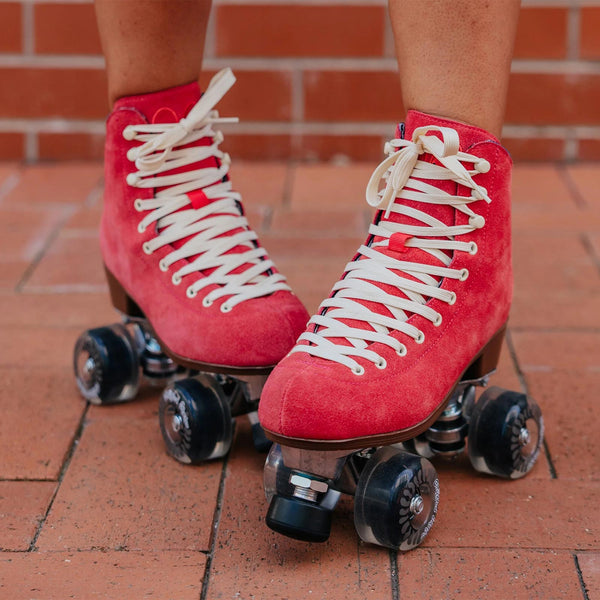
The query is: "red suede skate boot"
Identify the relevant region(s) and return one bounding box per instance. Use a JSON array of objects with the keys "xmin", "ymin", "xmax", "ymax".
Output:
[
  {"xmin": 259, "ymin": 111, "xmax": 512, "ymax": 447},
  {"xmin": 100, "ymin": 68, "xmax": 308, "ymax": 372}
]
